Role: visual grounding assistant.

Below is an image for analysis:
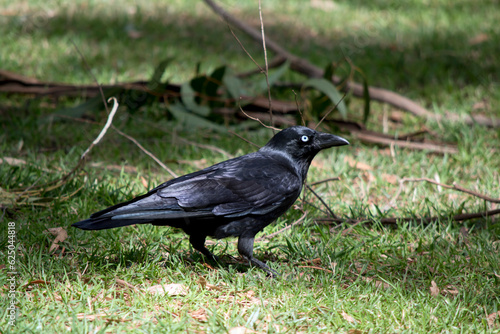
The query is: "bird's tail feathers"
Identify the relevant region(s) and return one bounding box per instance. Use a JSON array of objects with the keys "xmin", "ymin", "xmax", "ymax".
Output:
[{"xmin": 72, "ymin": 216, "xmax": 149, "ymax": 230}]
